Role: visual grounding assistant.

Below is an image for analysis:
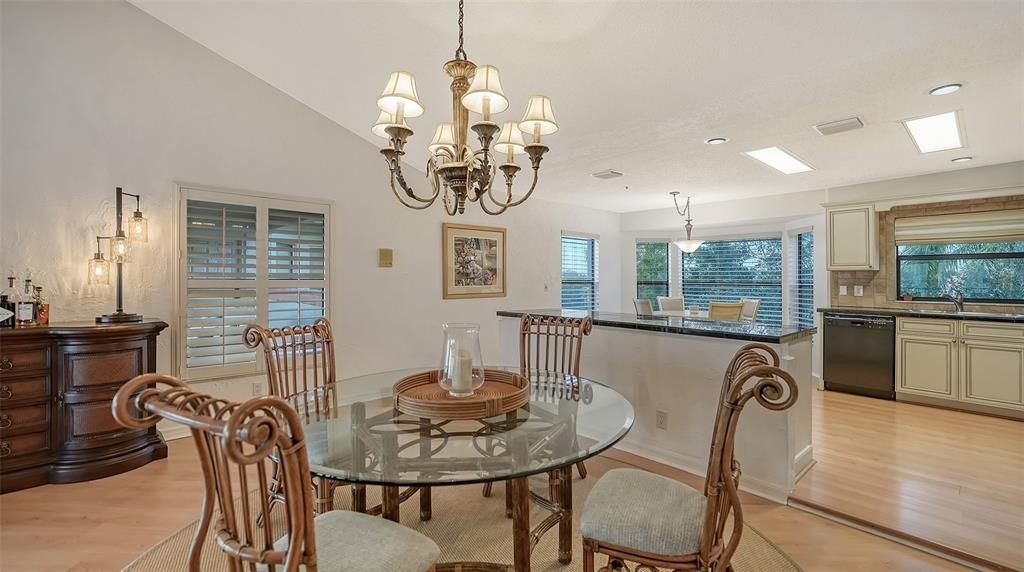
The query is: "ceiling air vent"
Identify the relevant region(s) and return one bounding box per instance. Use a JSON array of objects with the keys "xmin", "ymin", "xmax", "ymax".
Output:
[
  {"xmin": 592, "ymin": 169, "xmax": 624, "ymax": 180},
  {"xmin": 814, "ymin": 116, "xmax": 864, "ymax": 136}
]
